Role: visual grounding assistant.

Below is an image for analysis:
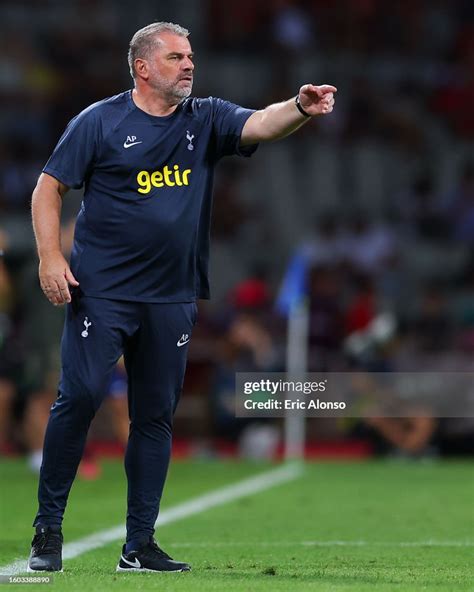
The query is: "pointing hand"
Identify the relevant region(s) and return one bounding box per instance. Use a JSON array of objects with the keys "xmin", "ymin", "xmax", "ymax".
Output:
[{"xmin": 298, "ymin": 84, "xmax": 337, "ymax": 116}]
